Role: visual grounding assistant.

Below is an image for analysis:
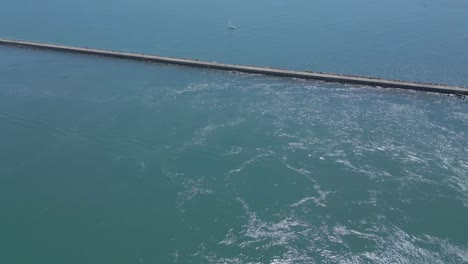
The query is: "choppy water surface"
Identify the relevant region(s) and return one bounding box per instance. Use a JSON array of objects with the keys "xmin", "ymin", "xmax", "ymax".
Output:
[{"xmin": 1, "ymin": 47, "xmax": 467, "ymax": 263}]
